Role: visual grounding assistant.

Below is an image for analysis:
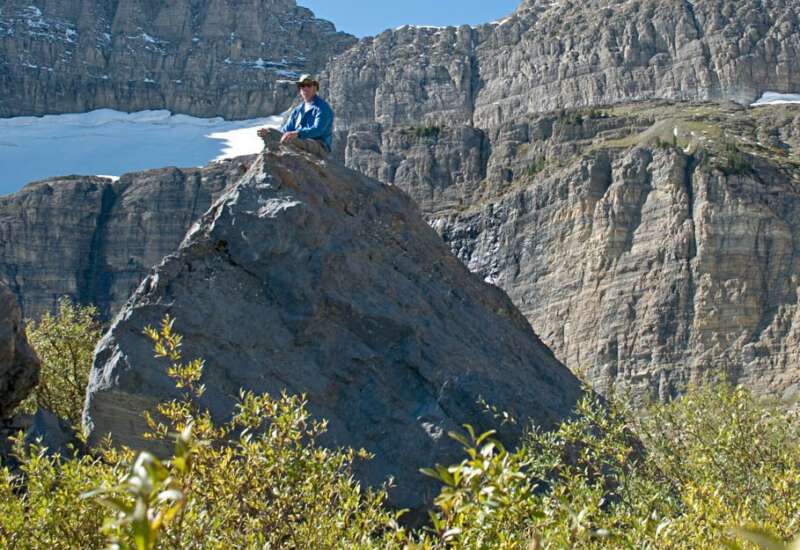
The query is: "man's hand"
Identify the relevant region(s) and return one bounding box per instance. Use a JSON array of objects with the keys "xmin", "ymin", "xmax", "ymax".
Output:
[{"xmin": 280, "ymin": 130, "xmax": 299, "ymax": 144}]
